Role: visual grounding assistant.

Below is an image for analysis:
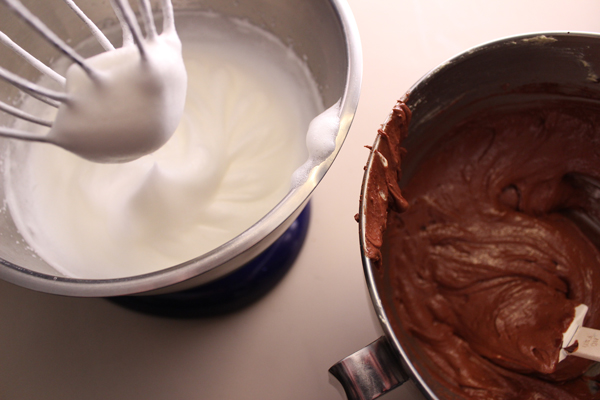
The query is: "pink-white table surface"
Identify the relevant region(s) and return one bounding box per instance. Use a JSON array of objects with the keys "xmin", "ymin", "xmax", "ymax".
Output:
[{"xmin": 1, "ymin": 1, "xmax": 599, "ymax": 399}]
